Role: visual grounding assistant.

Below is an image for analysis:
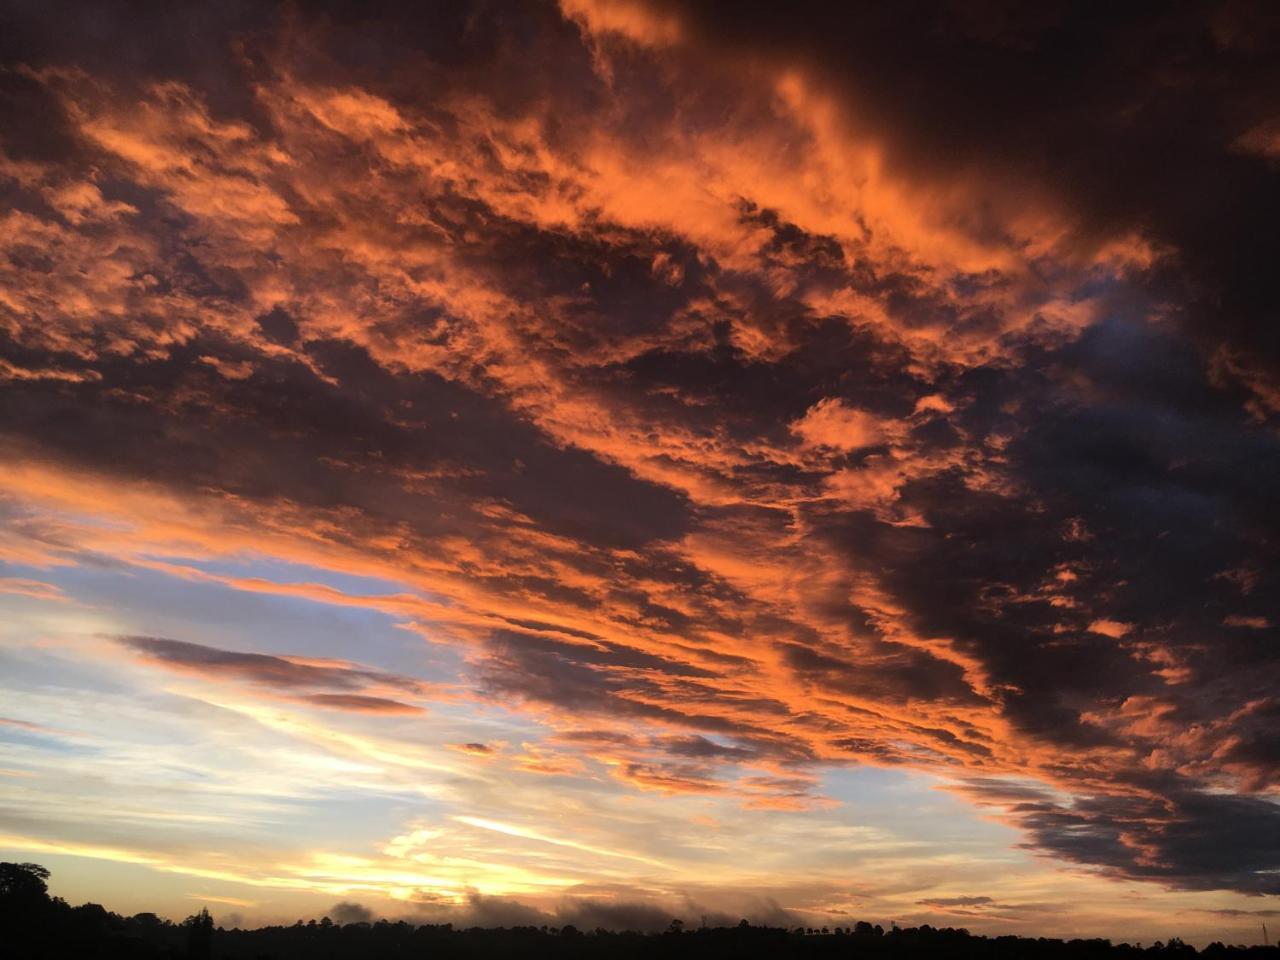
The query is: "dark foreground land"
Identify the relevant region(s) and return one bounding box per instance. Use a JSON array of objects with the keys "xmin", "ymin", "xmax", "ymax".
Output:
[{"xmin": 5, "ymin": 862, "xmax": 1278, "ymax": 960}]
